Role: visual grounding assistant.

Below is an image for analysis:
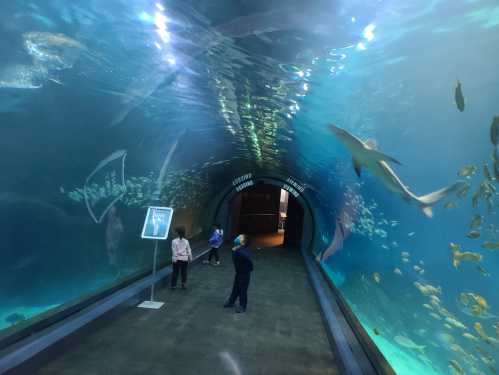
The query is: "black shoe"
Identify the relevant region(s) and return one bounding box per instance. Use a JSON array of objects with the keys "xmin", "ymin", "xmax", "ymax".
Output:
[
  {"xmin": 235, "ymin": 306, "xmax": 246, "ymax": 313},
  {"xmin": 181, "ymin": 284, "xmax": 186, "ymax": 289},
  {"xmin": 223, "ymin": 302, "xmax": 235, "ymax": 308},
  {"xmin": 170, "ymin": 286, "xmax": 176, "ymax": 290}
]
